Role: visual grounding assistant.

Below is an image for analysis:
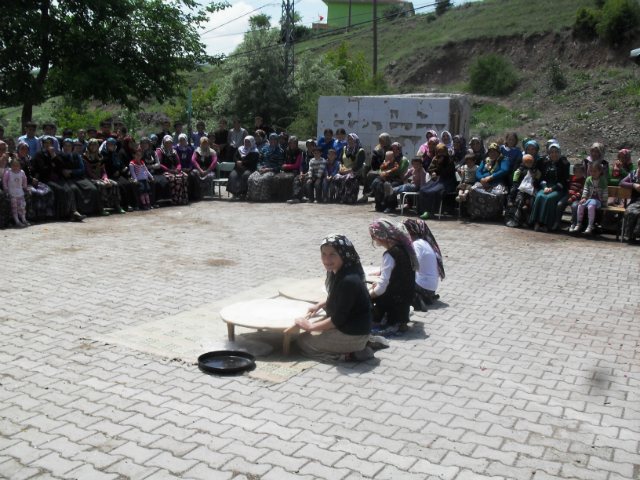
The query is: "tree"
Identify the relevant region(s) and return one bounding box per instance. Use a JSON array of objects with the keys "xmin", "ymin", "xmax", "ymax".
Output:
[
  {"xmin": 164, "ymin": 83, "xmax": 219, "ymax": 123},
  {"xmin": 325, "ymin": 41, "xmax": 390, "ymax": 95},
  {"xmin": 249, "ymin": 13, "xmax": 272, "ymax": 29},
  {"xmin": 435, "ymin": 0, "xmax": 452, "ymax": 16},
  {"xmin": 0, "ymin": 0, "xmax": 228, "ymax": 131}
]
